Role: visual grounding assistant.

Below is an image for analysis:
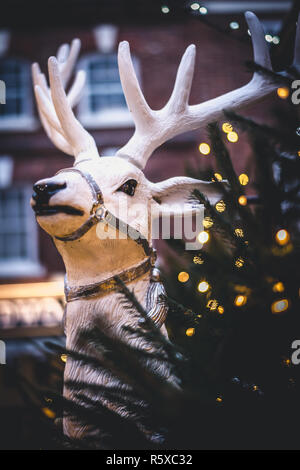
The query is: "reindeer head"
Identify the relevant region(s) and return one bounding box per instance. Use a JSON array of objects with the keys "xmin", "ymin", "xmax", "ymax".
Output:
[{"xmin": 30, "ymin": 12, "xmax": 299, "ymax": 276}]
